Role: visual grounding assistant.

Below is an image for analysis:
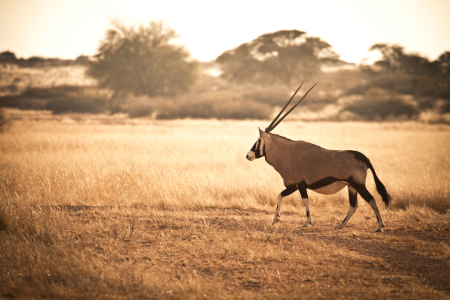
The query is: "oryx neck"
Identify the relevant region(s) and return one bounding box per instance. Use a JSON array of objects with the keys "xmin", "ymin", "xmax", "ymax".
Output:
[{"xmin": 264, "ymin": 134, "xmax": 294, "ymax": 168}]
